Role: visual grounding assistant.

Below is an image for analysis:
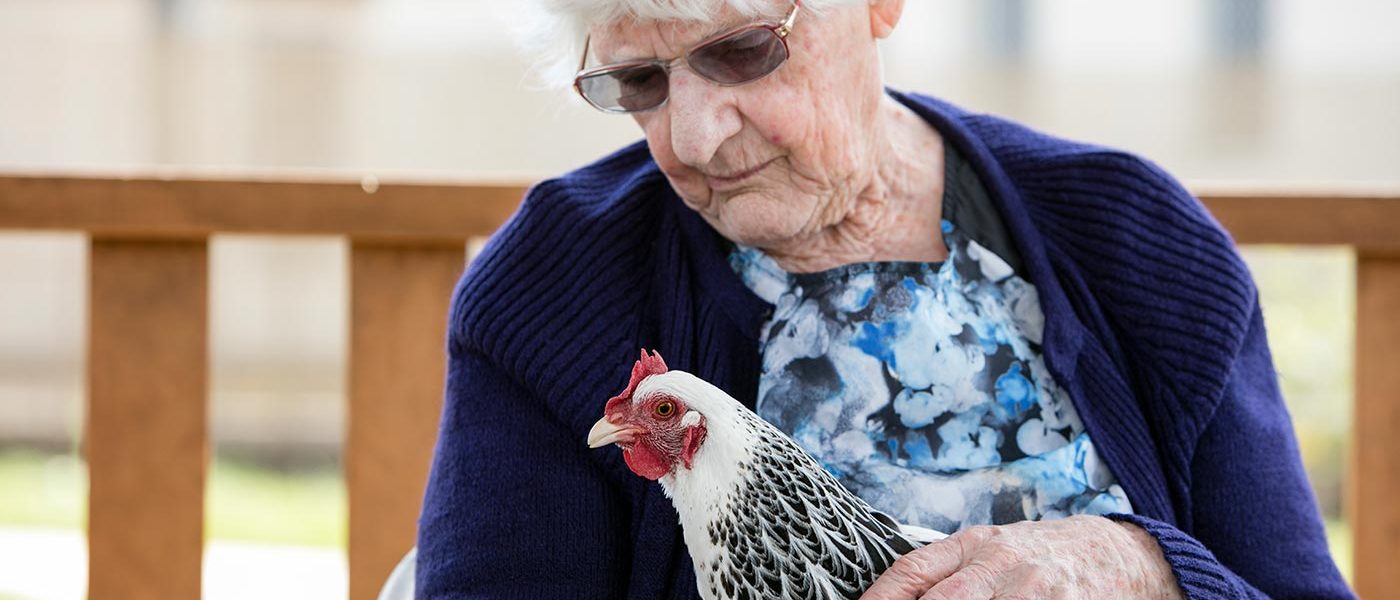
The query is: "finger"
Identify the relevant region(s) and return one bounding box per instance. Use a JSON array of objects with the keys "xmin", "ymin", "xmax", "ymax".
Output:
[
  {"xmin": 859, "ymin": 539, "xmax": 966, "ymax": 600},
  {"xmin": 917, "ymin": 562, "xmax": 998, "ymax": 600}
]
